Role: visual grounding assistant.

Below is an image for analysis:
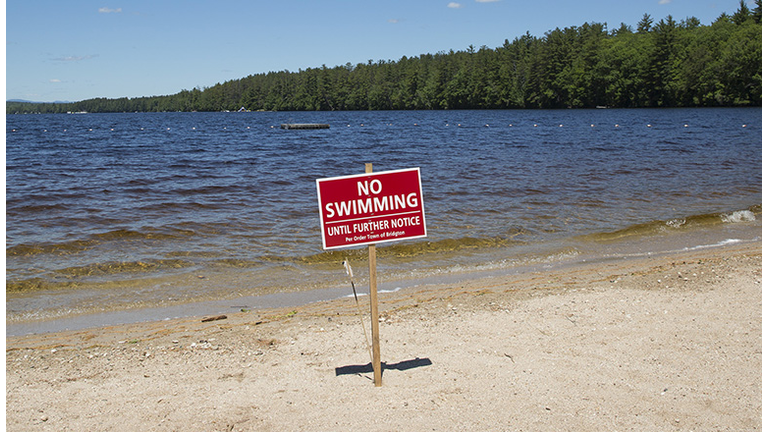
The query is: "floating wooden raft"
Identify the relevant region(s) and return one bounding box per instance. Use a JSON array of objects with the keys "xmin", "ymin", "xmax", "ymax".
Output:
[{"xmin": 280, "ymin": 123, "xmax": 330, "ymax": 130}]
